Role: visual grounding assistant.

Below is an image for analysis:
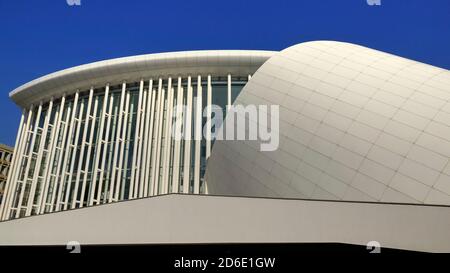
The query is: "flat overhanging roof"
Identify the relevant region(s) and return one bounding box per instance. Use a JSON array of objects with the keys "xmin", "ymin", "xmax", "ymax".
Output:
[{"xmin": 10, "ymin": 50, "xmax": 276, "ymax": 108}]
